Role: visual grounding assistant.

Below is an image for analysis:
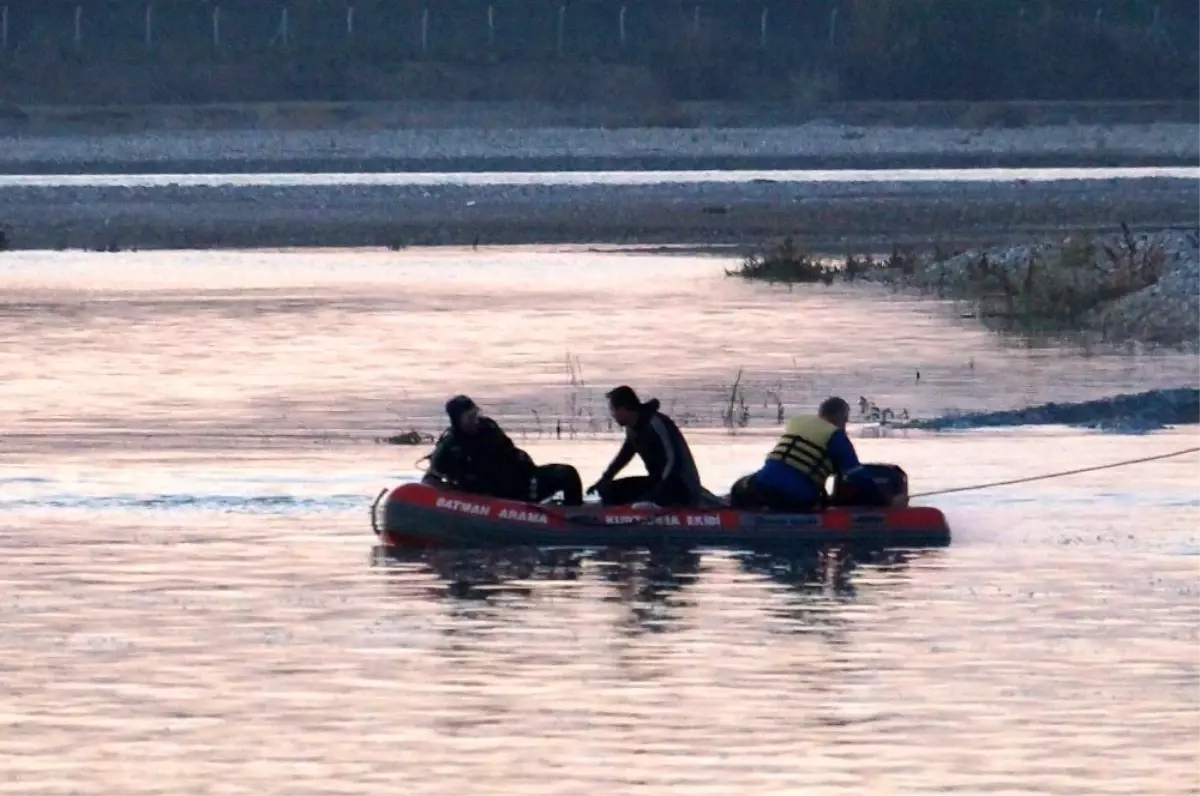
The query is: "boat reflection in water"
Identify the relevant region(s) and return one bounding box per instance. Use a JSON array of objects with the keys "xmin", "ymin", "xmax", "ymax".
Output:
[
  {"xmin": 737, "ymin": 544, "xmax": 921, "ymax": 600},
  {"xmin": 375, "ymin": 546, "xmax": 588, "ymax": 602},
  {"xmin": 372, "ymin": 542, "xmax": 938, "ymax": 633}
]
